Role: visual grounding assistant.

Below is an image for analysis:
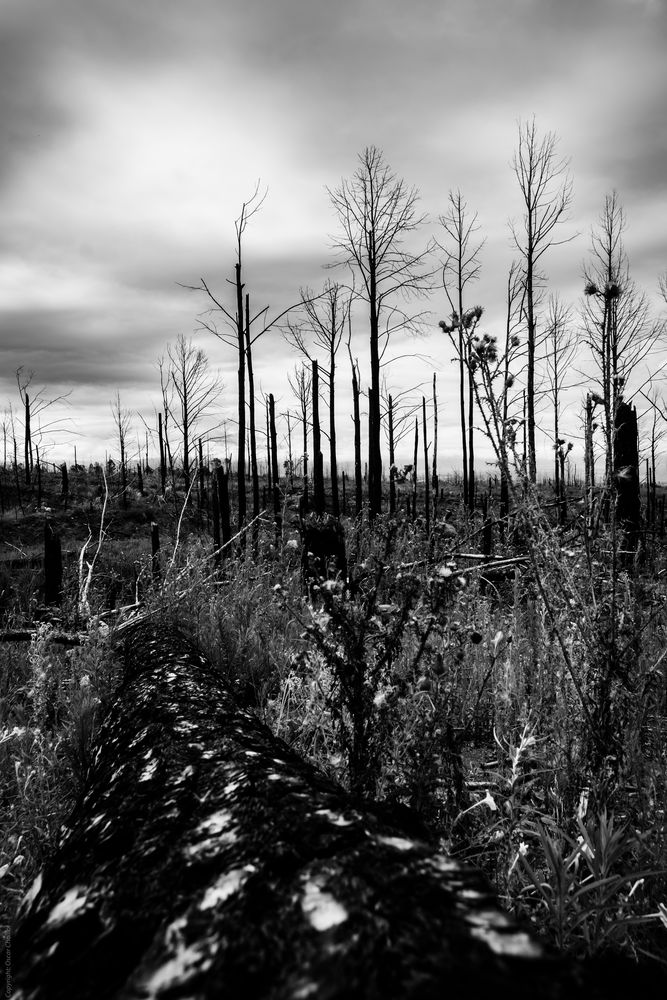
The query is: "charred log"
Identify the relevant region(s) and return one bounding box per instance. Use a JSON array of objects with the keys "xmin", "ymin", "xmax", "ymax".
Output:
[
  {"xmin": 4, "ymin": 624, "xmax": 665, "ymax": 999},
  {"xmin": 300, "ymin": 518, "xmax": 348, "ymax": 592}
]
